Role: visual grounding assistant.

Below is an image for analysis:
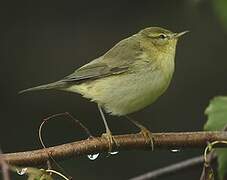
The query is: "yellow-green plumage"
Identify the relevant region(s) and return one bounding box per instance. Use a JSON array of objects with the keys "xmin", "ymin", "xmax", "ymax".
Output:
[{"xmin": 20, "ymin": 27, "xmax": 187, "ymax": 116}]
